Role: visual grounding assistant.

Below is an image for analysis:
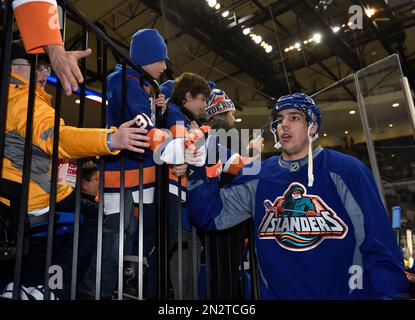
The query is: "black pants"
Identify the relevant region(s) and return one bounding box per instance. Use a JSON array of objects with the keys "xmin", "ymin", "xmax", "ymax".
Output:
[{"xmin": 21, "ymin": 191, "xmax": 98, "ymax": 300}]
